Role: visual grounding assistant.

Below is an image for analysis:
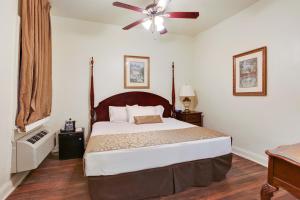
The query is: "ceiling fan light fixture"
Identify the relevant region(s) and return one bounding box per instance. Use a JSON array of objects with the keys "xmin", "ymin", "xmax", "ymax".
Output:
[
  {"xmin": 154, "ymin": 16, "xmax": 164, "ymax": 26},
  {"xmin": 156, "ymin": 23, "xmax": 165, "ymax": 32},
  {"xmin": 154, "ymin": 16, "xmax": 164, "ymax": 32},
  {"xmin": 157, "ymin": 0, "xmax": 169, "ymax": 10},
  {"xmin": 112, "ymin": 1, "xmax": 199, "ymax": 35},
  {"xmin": 142, "ymin": 19, "xmax": 152, "ymax": 30}
]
